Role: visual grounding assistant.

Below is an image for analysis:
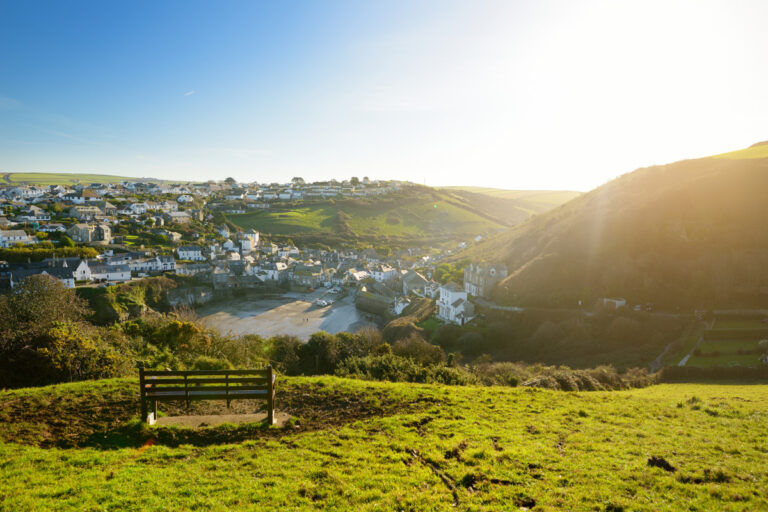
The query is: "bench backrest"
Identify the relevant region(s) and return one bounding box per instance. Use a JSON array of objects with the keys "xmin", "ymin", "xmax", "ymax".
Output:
[{"xmin": 139, "ymin": 367, "xmax": 275, "ymax": 402}]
